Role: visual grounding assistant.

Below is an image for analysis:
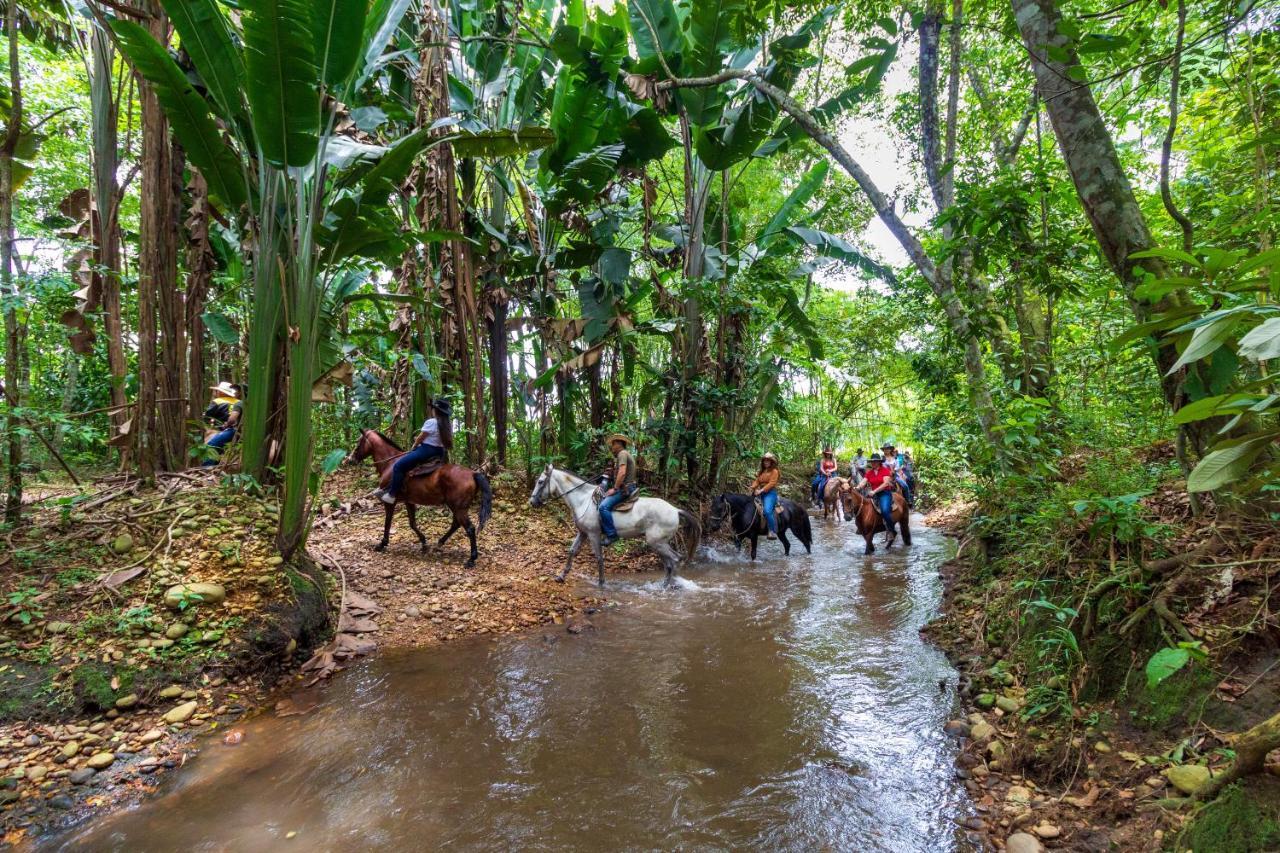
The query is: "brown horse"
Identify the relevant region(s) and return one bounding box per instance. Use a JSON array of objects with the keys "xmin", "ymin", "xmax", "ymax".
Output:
[
  {"xmin": 847, "ymin": 488, "xmax": 911, "ymax": 555},
  {"xmin": 822, "ymin": 477, "xmax": 853, "ymax": 522},
  {"xmin": 346, "ymin": 429, "xmax": 493, "ymax": 567}
]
